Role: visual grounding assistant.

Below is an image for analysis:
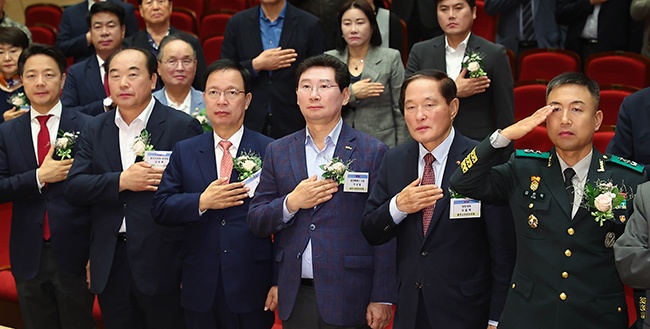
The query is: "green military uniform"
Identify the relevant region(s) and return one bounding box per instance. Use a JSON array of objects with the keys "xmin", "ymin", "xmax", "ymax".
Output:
[{"xmin": 450, "ymin": 137, "xmax": 648, "ymax": 329}]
